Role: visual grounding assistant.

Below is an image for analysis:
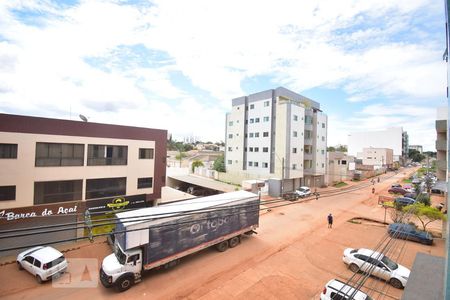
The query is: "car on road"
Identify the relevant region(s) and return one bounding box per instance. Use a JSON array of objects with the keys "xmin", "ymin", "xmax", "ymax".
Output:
[
  {"xmin": 394, "ymin": 197, "xmax": 416, "ymax": 207},
  {"xmin": 391, "ymin": 183, "xmax": 402, "ymax": 188},
  {"xmin": 17, "ymin": 246, "xmax": 68, "ymax": 283},
  {"xmin": 404, "ymin": 192, "xmax": 417, "ymax": 199},
  {"xmin": 343, "ymin": 248, "xmax": 410, "ymax": 289},
  {"xmin": 295, "ymin": 186, "xmax": 311, "ymax": 198},
  {"xmin": 320, "ymin": 278, "xmax": 373, "ymax": 300},
  {"xmin": 388, "ymin": 187, "xmax": 408, "ymax": 195},
  {"xmin": 411, "ymin": 178, "xmax": 422, "ymax": 184},
  {"xmin": 388, "ymin": 223, "xmax": 433, "ymax": 245}
]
